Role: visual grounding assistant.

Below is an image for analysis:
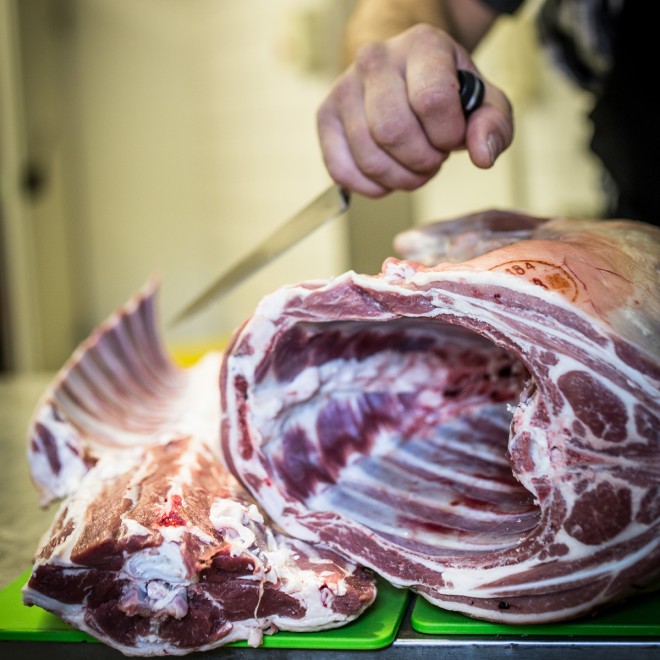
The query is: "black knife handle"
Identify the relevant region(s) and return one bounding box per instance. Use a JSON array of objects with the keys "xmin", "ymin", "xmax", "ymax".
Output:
[{"xmin": 458, "ymin": 70, "xmax": 485, "ymax": 115}]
